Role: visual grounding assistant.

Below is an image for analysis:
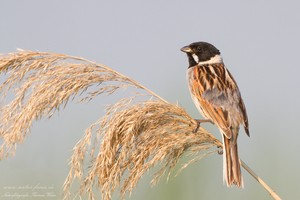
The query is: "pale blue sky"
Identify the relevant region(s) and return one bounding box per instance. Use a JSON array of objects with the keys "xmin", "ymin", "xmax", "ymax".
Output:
[{"xmin": 1, "ymin": 0, "xmax": 299, "ymax": 199}]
